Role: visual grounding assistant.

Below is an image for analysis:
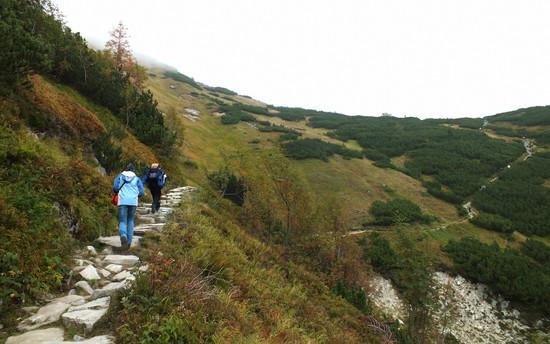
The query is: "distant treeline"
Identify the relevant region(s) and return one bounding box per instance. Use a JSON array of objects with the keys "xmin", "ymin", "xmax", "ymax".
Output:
[
  {"xmin": 486, "ymin": 106, "xmax": 550, "ymax": 127},
  {"xmin": 164, "ymin": 71, "xmax": 201, "ymax": 89}
]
